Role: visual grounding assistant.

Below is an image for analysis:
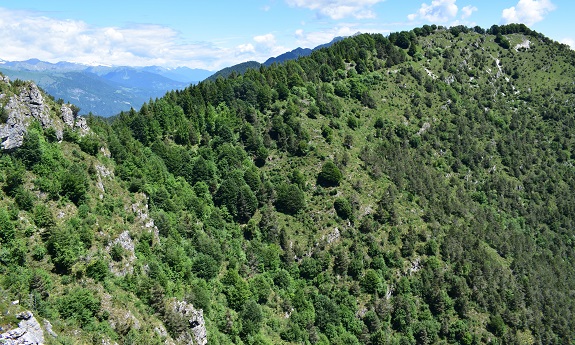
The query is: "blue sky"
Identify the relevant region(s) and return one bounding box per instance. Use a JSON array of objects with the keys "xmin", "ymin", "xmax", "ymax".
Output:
[{"xmin": 0, "ymin": 0, "xmax": 572, "ymax": 70}]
